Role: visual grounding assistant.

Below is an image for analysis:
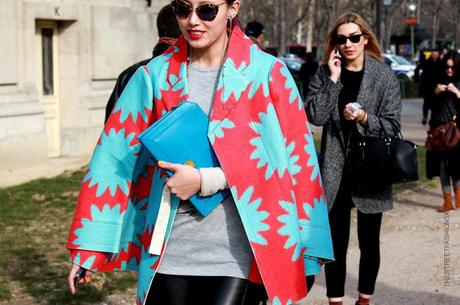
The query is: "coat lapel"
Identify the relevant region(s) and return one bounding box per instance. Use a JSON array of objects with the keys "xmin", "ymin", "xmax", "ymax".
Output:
[
  {"xmin": 356, "ymin": 54, "xmax": 373, "ymax": 112},
  {"xmin": 159, "ymin": 28, "xmax": 252, "ymax": 131},
  {"xmin": 209, "ymin": 27, "xmax": 252, "ymax": 125},
  {"xmin": 159, "ymin": 37, "xmax": 190, "ymax": 111}
]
